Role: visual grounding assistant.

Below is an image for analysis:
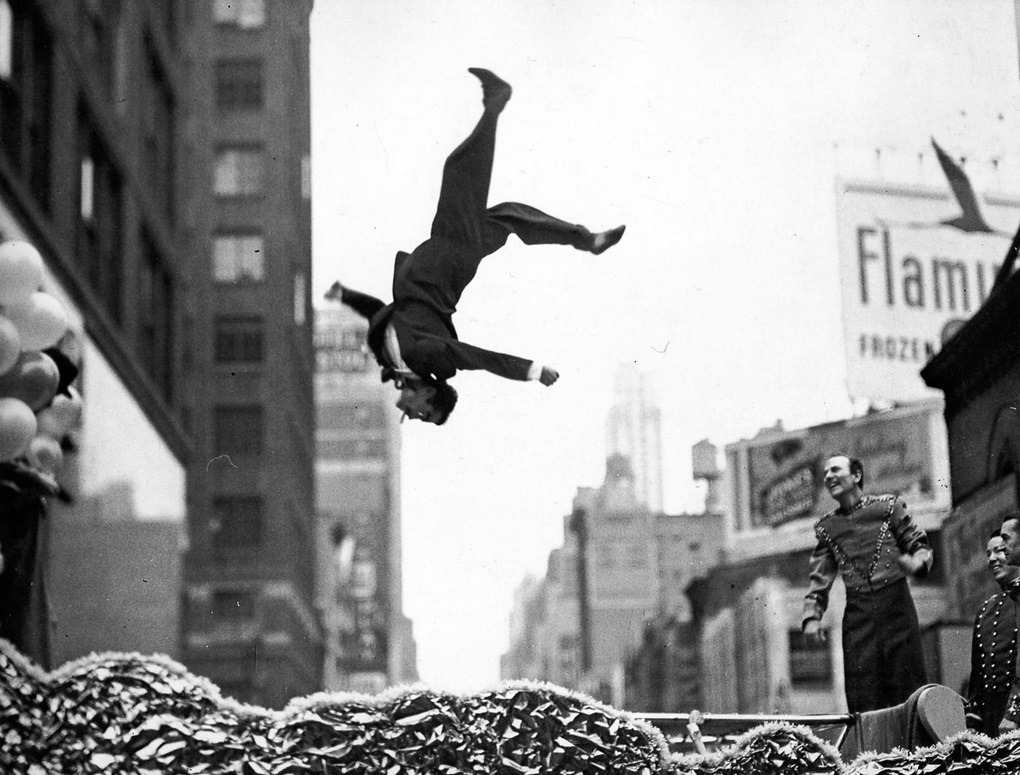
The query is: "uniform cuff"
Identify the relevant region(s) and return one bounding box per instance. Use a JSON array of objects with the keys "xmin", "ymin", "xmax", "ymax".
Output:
[{"xmin": 527, "ymin": 362, "xmax": 544, "ymax": 381}]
